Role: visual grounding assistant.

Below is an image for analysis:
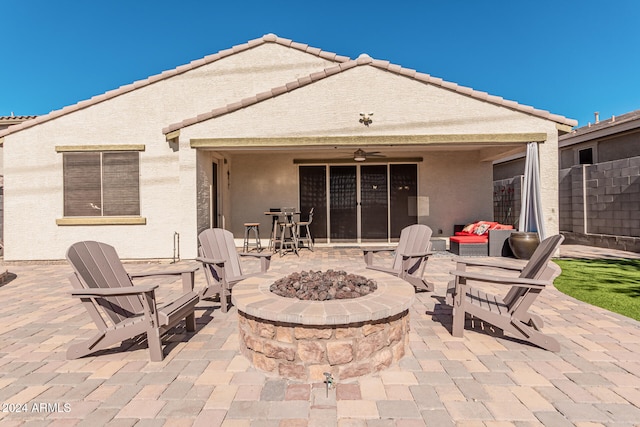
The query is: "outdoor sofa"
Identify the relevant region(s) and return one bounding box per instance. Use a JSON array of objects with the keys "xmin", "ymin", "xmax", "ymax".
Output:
[{"xmin": 450, "ymin": 221, "xmax": 515, "ymax": 256}]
